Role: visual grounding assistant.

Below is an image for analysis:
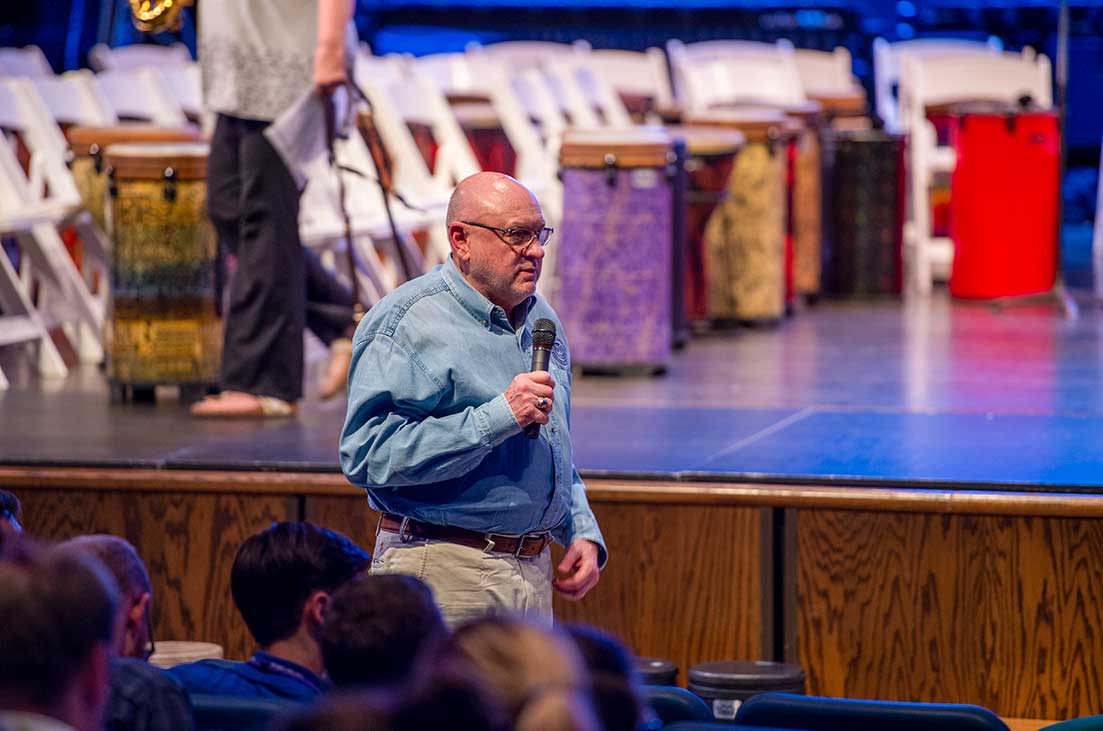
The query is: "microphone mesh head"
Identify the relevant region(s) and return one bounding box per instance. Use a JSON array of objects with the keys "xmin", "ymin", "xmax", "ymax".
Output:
[{"xmin": 532, "ymin": 318, "xmax": 556, "ymax": 348}]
